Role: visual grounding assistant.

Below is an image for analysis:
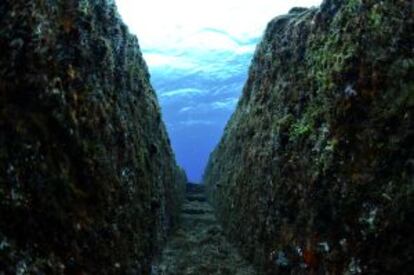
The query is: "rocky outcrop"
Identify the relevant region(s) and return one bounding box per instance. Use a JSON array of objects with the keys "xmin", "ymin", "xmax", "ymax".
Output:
[
  {"xmin": 204, "ymin": 0, "xmax": 413, "ymax": 274},
  {"xmin": 0, "ymin": 0, "xmax": 186, "ymax": 273}
]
